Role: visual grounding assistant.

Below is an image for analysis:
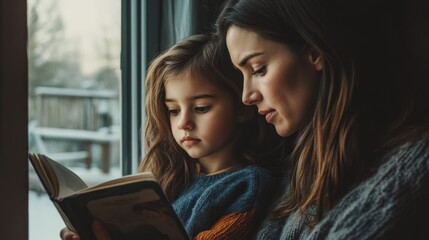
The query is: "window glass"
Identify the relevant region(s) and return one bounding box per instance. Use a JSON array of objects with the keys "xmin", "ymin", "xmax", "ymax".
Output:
[{"xmin": 27, "ymin": 0, "xmax": 121, "ymax": 239}]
